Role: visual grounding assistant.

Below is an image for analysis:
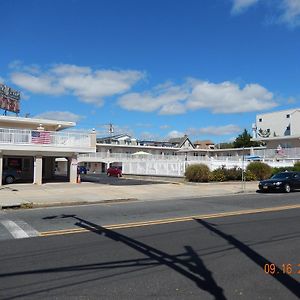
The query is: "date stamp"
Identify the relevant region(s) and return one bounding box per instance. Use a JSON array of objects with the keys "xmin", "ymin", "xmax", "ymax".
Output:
[{"xmin": 264, "ymin": 263, "xmax": 300, "ymax": 275}]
